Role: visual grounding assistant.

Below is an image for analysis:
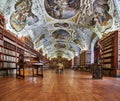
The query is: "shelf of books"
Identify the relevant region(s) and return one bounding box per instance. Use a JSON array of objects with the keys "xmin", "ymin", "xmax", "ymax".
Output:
[
  {"xmin": 2, "ymin": 30, "xmax": 43, "ymax": 76},
  {"xmin": 0, "ymin": 13, "xmax": 5, "ymax": 28},
  {"xmin": 0, "ymin": 28, "xmax": 4, "ymax": 68},
  {"xmin": 0, "ymin": 14, "xmax": 50, "ymax": 76},
  {"xmin": 100, "ymin": 30, "xmax": 120, "ymax": 77},
  {"xmin": 0, "ymin": 14, "xmax": 5, "ymax": 75},
  {"xmin": 3, "ymin": 30, "xmax": 18, "ymax": 75},
  {"xmin": 80, "ymin": 51, "xmax": 91, "ymax": 71},
  {"xmin": 74, "ymin": 56, "xmax": 80, "ymax": 67}
]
